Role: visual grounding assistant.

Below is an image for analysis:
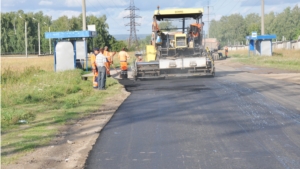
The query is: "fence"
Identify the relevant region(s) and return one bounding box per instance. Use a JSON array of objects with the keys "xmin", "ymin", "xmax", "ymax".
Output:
[
  {"xmin": 227, "ymin": 45, "xmax": 248, "ymax": 51},
  {"xmin": 224, "ymin": 39, "xmax": 300, "ymax": 51},
  {"xmin": 272, "ymin": 39, "xmax": 300, "ymax": 50},
  {"xmin": 0, "ymin": 52, "xmax": 52, "ymax": 57}
]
